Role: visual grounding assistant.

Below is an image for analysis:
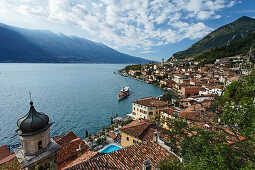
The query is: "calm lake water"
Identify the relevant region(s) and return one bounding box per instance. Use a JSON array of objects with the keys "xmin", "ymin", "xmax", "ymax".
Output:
[{"xmin": 0, "ymin": 63, "xmax": 164, "ymax": 145}]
